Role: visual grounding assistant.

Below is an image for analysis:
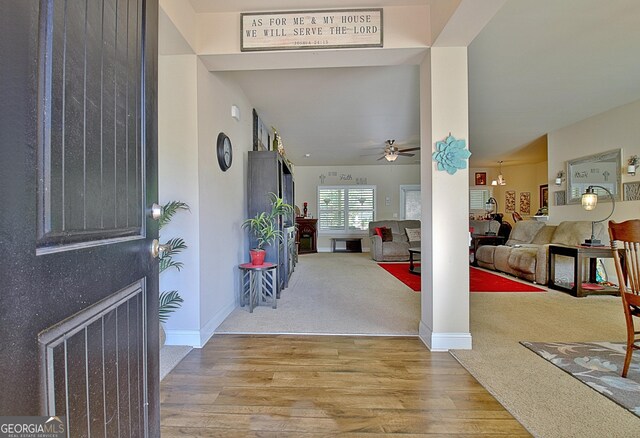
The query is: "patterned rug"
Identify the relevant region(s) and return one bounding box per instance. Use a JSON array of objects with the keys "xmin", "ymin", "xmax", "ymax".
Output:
[{"xmin": 522, "ymin": 341, "xmax": 640, "ymax": 417}]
